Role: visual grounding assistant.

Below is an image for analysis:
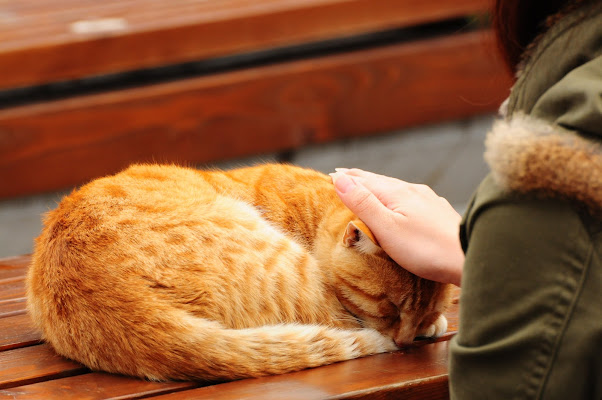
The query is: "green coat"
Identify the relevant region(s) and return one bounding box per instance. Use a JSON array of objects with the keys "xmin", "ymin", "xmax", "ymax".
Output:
[{"xmin": 449, "ymin": 2, "xmax": 602, "ymax": 399}]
